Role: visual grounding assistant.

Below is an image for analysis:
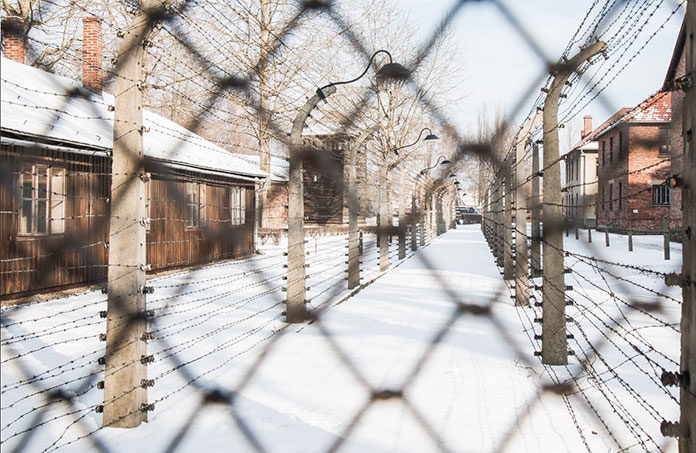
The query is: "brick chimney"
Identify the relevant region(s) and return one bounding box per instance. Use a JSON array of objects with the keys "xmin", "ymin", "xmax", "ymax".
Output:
[
  {"xmin": 82, "ymin": 16, "xmax": 102, "ymax": 94},
  {"xmin": 581, "ymin": 115, "xmax": 592, "ymax": 139},
  {"xmin": 1, "ymin": 16, "xmax": 26, "ymax": 64}
]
